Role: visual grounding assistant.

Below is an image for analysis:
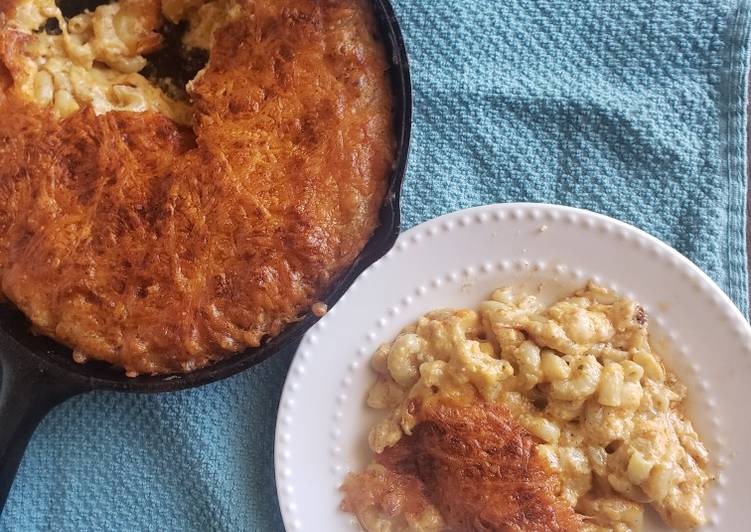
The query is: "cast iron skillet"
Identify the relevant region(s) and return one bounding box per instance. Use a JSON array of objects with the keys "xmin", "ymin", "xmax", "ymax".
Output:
[{"xmin": 0, "ymin": 0, "xmax": 411, "ymax": 511}]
